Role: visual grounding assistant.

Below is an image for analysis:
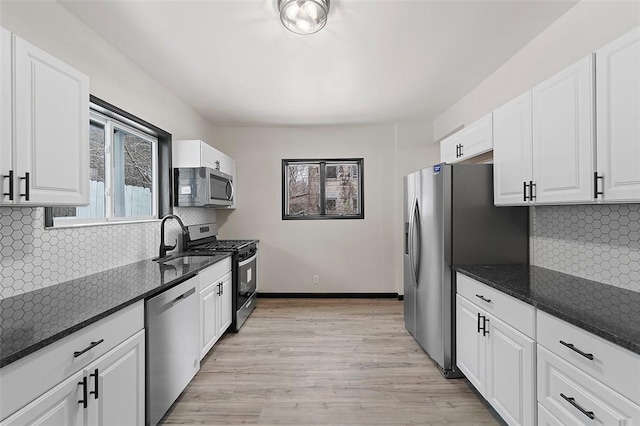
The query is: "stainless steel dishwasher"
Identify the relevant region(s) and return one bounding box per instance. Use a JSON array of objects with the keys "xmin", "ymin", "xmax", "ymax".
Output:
[{"xmin": 146, "ymin": 274, "xmax": 200, "ymax": 426}]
